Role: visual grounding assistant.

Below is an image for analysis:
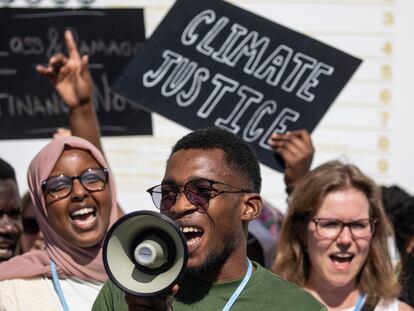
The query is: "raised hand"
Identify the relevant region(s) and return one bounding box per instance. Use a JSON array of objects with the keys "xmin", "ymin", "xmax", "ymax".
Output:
[
  {"xmin": 36, "ymin": 29, "xmax": 93, "ymax": 108},
  {"xmin": 269, "ymin": 129, "xmax": 314, "ymax": 192}
]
